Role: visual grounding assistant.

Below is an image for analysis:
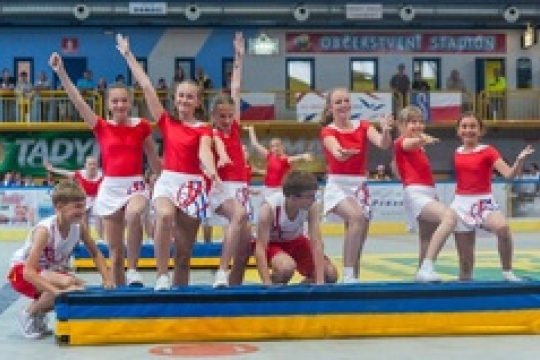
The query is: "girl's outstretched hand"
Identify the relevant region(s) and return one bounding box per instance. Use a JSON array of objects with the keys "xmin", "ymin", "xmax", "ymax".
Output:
[
  {"xmin": 380, "ymin": 113, "xmax": 394, "ymax": 132},
  {"xmin": 116, "ymin": 33, "xmax": 130, "ymax": 56},
  {"xmin": 517, "ymin": 145, "xmax": 534, "ymax": 161},
  {"xmin": 234, "ymin": 32, "xmax": 245, "ymax": 56},
  {"xmin": 48, "ymin": 52, "xmax": 62, "ymax": 72}
]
